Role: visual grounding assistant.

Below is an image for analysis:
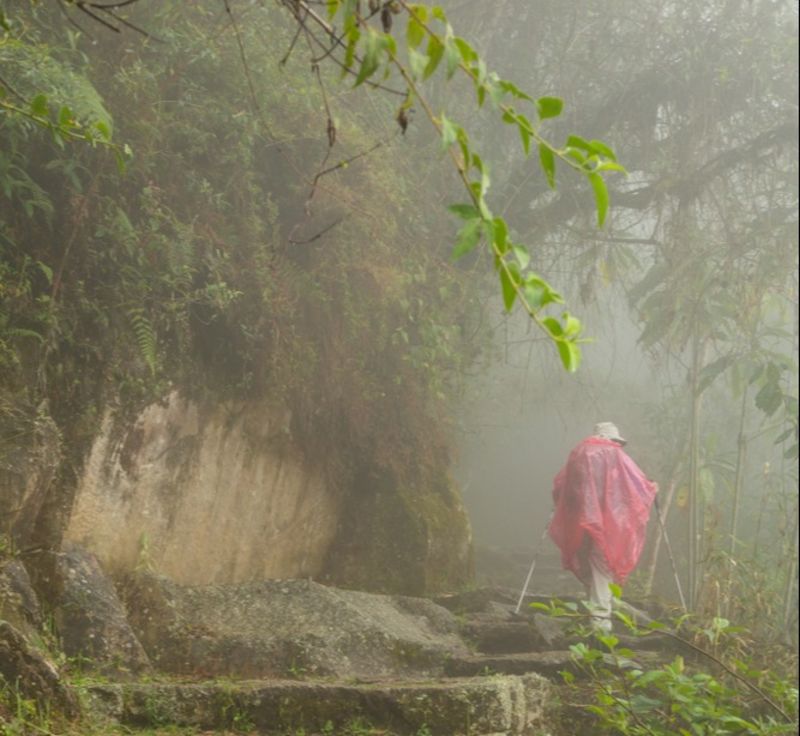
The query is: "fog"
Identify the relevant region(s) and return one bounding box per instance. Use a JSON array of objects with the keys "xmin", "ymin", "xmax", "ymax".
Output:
[
  {"xmin": 1, "ymin": 2, "xmax": 797, "ymax": 730},
  {"xmin": 455, "ymin": 297, "xmax": 659, "ymax": 551}
]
